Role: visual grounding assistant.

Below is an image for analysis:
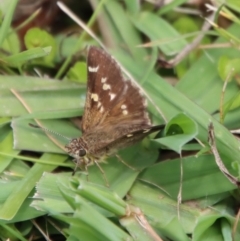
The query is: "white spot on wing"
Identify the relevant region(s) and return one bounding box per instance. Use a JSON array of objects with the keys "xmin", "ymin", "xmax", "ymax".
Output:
[
  {"xmin": 97, "ymin": 102, "xmax": 101, "ymax": 108},
  {"xmin": 91, "ymin": 93, "xmax": 99, "ymax": 102},
  {"xmin": 103, "ymin": 83, "xmax": 111, "ymax": 90},
  {"xmin": 101, "ymin": 77, "xmax": 107, "ymax": 83},
  {"xmin": 127, "ymin": 134, "xmax": 133, "ymax": 137},
  {"xmin": 88, "ymin": 66, "xmax": 99, "ymax": 72},
  {"xmin": 121, "ymin": 104, "xmax": 127, "ymax": 109},
  {"xmin": 143, "ymin": 129, "xmax": 150, "ymax": 133},
  {"xmin": 100, "ymin": 106, "xmax": 104, "ymax": 113},
  {"xmin": 109, "ymin": 93, "xmax": 116, "ymax": 101},
  {"xmin": 122, "ymin": 110, "xmax": 128, "ymax": 115}
]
